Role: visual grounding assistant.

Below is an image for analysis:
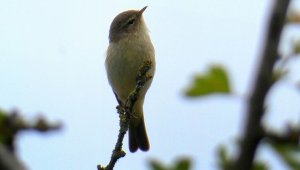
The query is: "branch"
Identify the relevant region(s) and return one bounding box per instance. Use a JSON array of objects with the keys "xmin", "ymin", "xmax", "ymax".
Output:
[
  {"xmin": 232, "ymin": 1, "xmax": 291, "ymax": 170},
  {"xmin": 0, "ymin": 144, "xmax": 27, "ymax": 170},
  {"xmin": 0, "ymin": 110, "xmax": 62, "ymax": 152},
  {"xmin": 98, "ymin": 61, "xmax": 153, "ymax": 170},
  {"xmin": 7, "ymin": 110, "xmax": 62, "ymax": 132},
  {"xmin": 264, "ymin": 124, "xmax": 300, "ymax": 145},
  {"xmin": 0, "ymin": 110, "xmax": 62, "ymax": 170}
]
